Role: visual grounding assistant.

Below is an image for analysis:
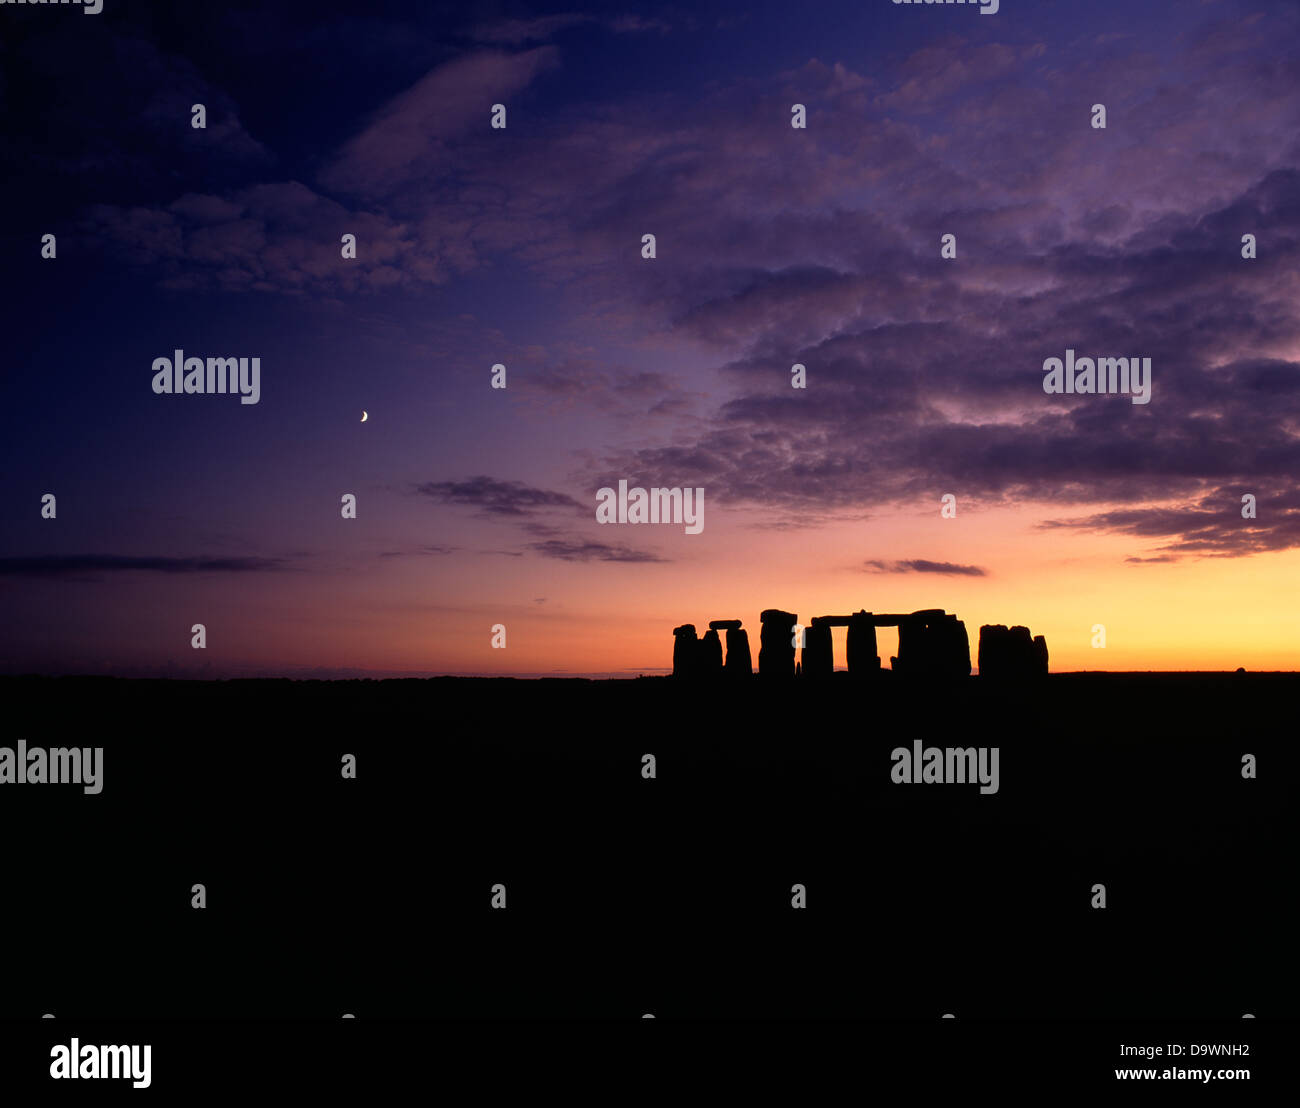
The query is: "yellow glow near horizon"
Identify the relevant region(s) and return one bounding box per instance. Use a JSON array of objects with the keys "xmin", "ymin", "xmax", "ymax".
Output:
[{"xmin": 349, "ymin": 504, "xmax": 1300, "ymax": 675}]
